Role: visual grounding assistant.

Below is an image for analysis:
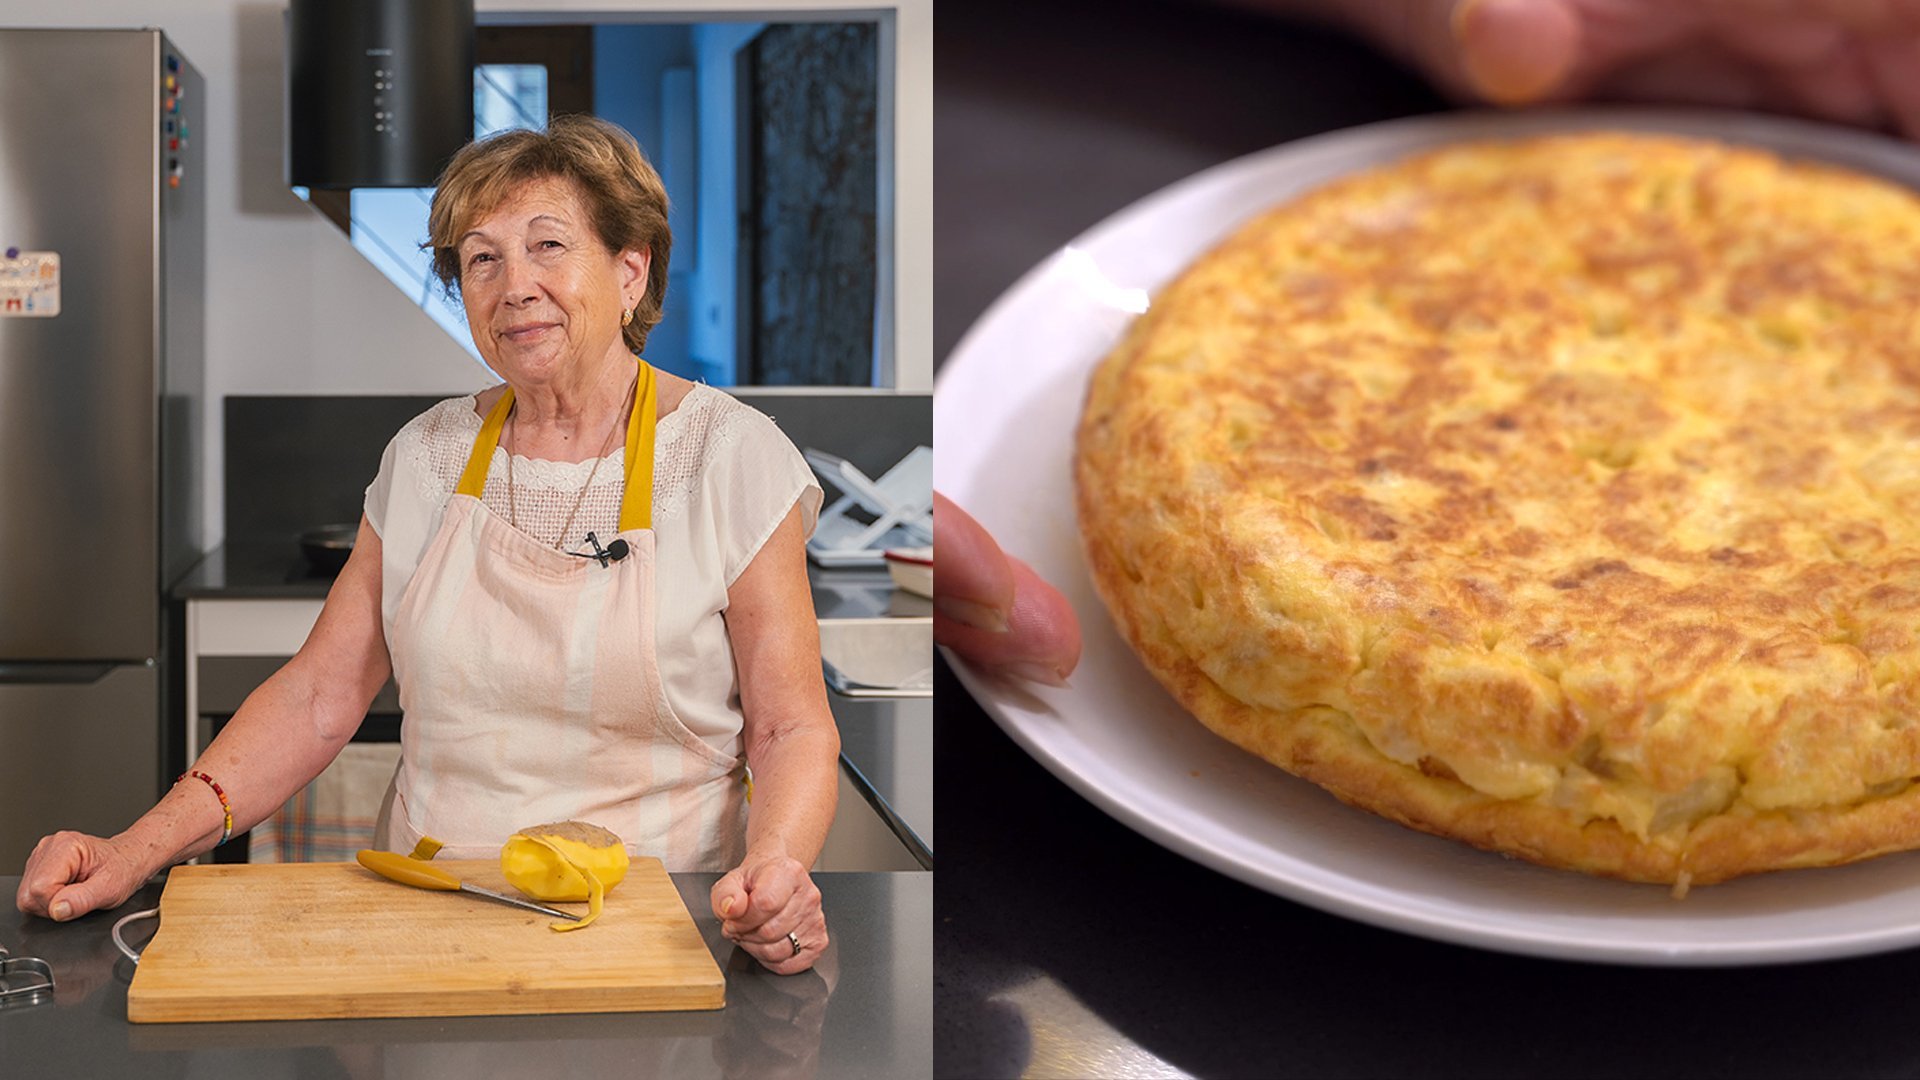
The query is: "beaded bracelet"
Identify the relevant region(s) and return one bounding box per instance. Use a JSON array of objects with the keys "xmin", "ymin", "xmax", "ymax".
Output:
[{"xmin": 178, "ymin": 770, "xmax": 233, "ymax": 847}]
